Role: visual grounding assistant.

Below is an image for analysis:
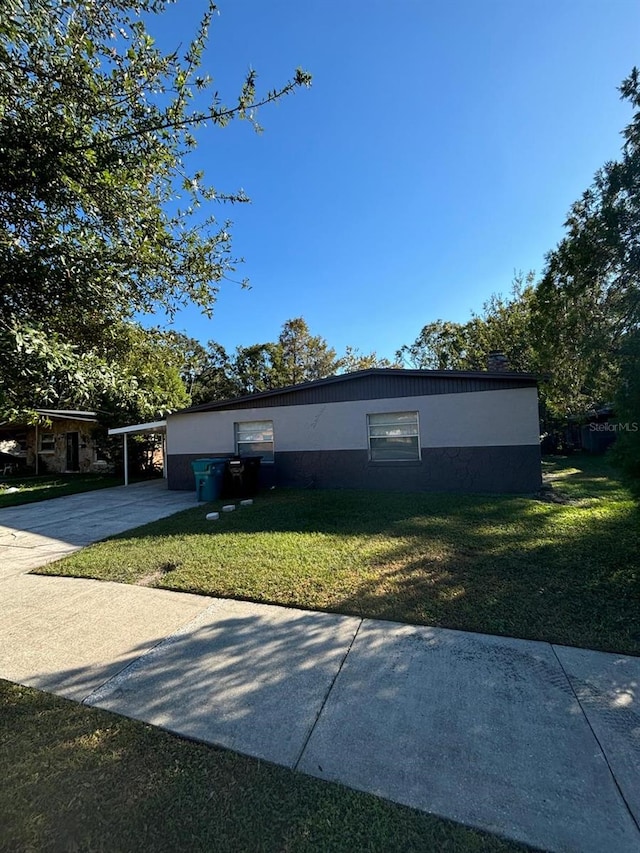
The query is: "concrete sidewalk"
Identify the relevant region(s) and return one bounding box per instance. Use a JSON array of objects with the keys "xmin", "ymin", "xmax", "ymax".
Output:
[{"xmin": 1, "ymin": 486, "xmax": 639, "ymax": 852}]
